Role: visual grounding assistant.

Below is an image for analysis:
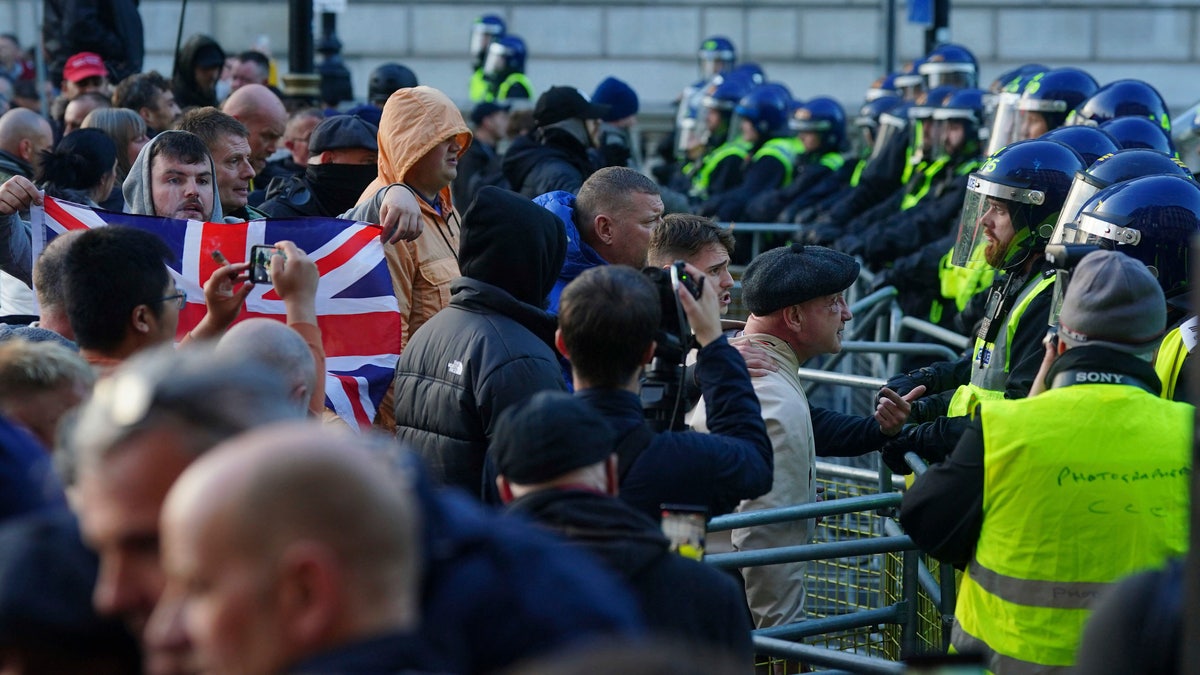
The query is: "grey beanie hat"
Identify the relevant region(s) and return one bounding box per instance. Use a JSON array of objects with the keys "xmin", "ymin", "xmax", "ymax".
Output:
[
  {"xmin": 1058, "ymin": 250, "xmax": 1166, "ymax": 354},
  {"xmin": 741, "ymin": 243, "xmax": 860, "ymax": 316}
]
